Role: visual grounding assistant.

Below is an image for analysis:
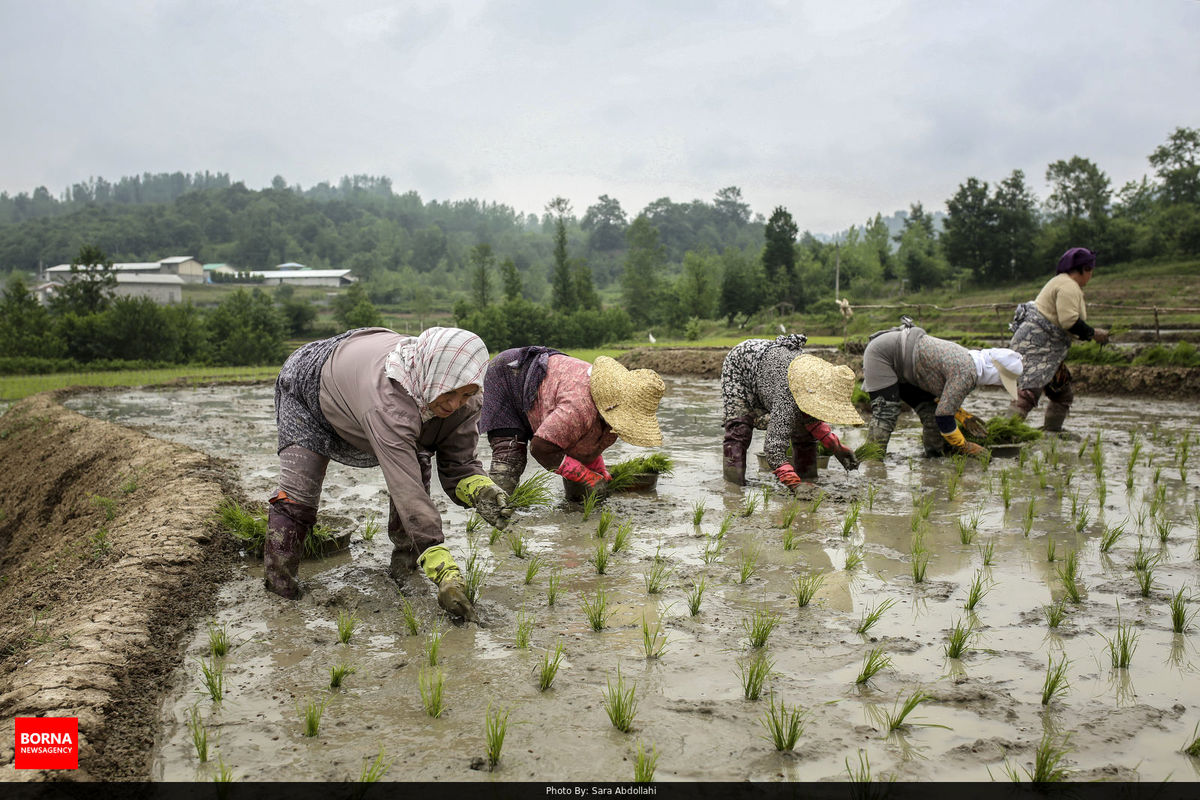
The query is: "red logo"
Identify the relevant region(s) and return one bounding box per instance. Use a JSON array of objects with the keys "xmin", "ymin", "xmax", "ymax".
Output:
[{"xmin": 14, "ymin": 717, "xmax": 79, "ymax": 770}]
